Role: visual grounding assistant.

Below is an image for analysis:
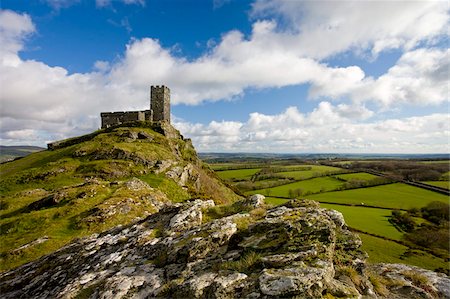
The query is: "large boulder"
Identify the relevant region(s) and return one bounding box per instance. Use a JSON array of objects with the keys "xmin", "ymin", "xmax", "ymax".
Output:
[{"xmin": 0, "ymin": 199, "xmax": 443, "ymax": 299}]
